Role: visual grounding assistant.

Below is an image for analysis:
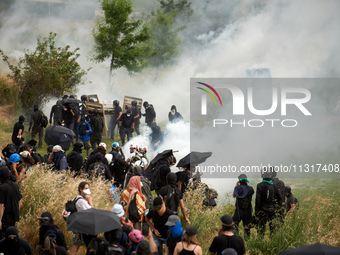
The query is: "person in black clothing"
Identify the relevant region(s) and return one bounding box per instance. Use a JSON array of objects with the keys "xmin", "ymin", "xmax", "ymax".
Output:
[
  {"xmin": 0, "ymin": 166, "xmax": 22, "ymax": 239},
  {"xmin": 159, "ymin": 173, "xmax": 190, "ymax": 224},
  {"xmin": 255, "ymin": 168, "xmax": 281, "ymax": 236},
  {"xmin": 50, "ymin": 100, "xmax": 63, "ymax": 126},
  {"xmin": 70, "ymin": 95, "xmax": 81, "ymax": 142},
  {"xmin": 285, "ymin": 186, "xmax": 299, "ymax": 215},
  {"xmin": 89, "ymin": 108, "xmax": 104, "ymax": 151},
  {"xmin": 37, "ymin": 211, "xmax": 67, "ymax": 253},
  {"xmin": 209, "ymin": 215, "xmax": 246, "ymax": 255},
  {"xmin": 143, "ymin": 101, "xmax": 156, "ymax": 127},
  {"xmin": 43, "ymin": 145, "xmax": 54, "ymax": 164},
  {"xmin": 168, "ymin": 105, "xmax": 183, "ymax": 123},
  {"xmin": 153, "ymin": 156, "xmax": 176, "ymax": 195},
  {"xmin": 12, "ymin": 115, "xmax": 25, "ymax": 146},
  {"xmin": 109, "ymin": 142, "xmax": 129, "ymax": 188},
  {"xmin": 28, "ymin": 105, "xmax": 44, "ymax": 148},
  {"xmin": 67, "ymin": 142, "xmax": 84, "ymax": 177},
  {"xmin": 176, "ymin": 165, "xmax": 193, "ymax": 194},
  {"xmin": 62, "ymin": 102, "xmax": 75, "ymax": 131},
  {"xmin": 272, "ymin": 171, "xmax": 286, "ymax": 223},
  {"xmin": 119, "ymin": 109, "xmax": 134, "ymax": 146},
  {"xmin": 111, "ymin": 100, "xmax": 122, "ymax": 139},
  {"xmin": 85, "ymin": 145, "xmax": 107, "ymax": 172},
  {"xmin": 232, "ymin": 174, "xmax": 254, "ymax": 238},
  {"xmin": 173, "ymin": 226, "xmax": 202, "ymax": 255},
  {"xmin": 40, "ymin": 230, "xmax": 68, "ymax": 255},
  {"xmin": 22, "ymin": 144, "xmax": 43, "ymax": 165},
  {"xmin": 145, "ymin": 197, "xmax": 174, "ymax": 255},
  {"xmin": 0, "ymin": 226, "xmax": 32, "ymax": 255},
  {"xmin": 131, "ymin": 100, "xmax": 141, "ymax": 135},
  {"xmin": 88, "ymin": 153, "xmax": 113, "ymax": 182},
  {"xmin": 150, "ymin": 122, "xmax": 163, "ymax": 149}
]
